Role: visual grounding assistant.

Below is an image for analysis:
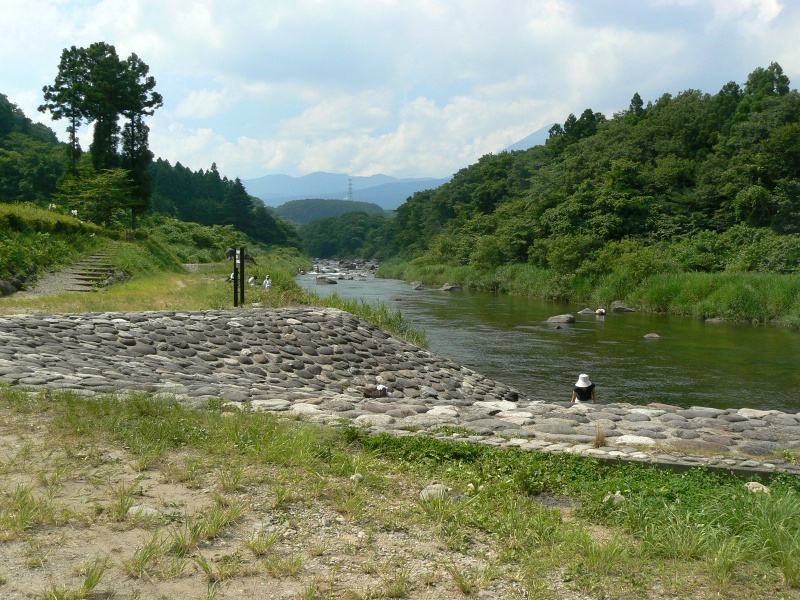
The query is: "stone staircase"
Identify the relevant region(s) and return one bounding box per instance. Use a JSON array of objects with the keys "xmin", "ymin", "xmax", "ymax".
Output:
[
  {"xmin": 15, "ymin": 250, "xmax": 120, "ymax": 296},
  {"xmin": 60, "ymin": 254, "xmax": 117, "ymax": 292}
]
